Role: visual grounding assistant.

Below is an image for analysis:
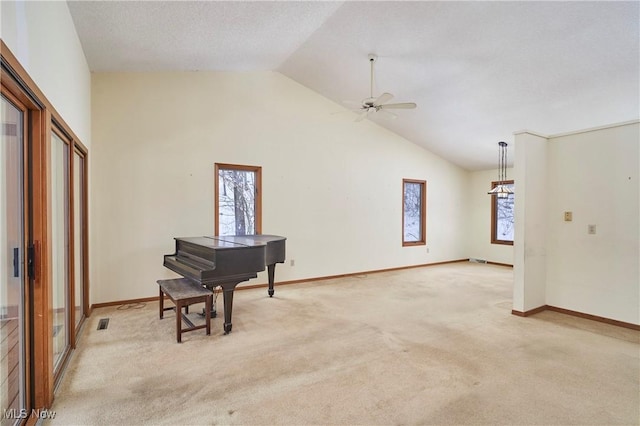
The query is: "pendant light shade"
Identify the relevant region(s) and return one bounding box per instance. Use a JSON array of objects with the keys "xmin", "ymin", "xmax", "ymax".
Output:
[
  {"xmin": 487, "ymin": 183, "xmax": 514, "ymax": 198},
  {"xmin": 487, "ymin": 141, "xmax": 513, "ymax": 198}
]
